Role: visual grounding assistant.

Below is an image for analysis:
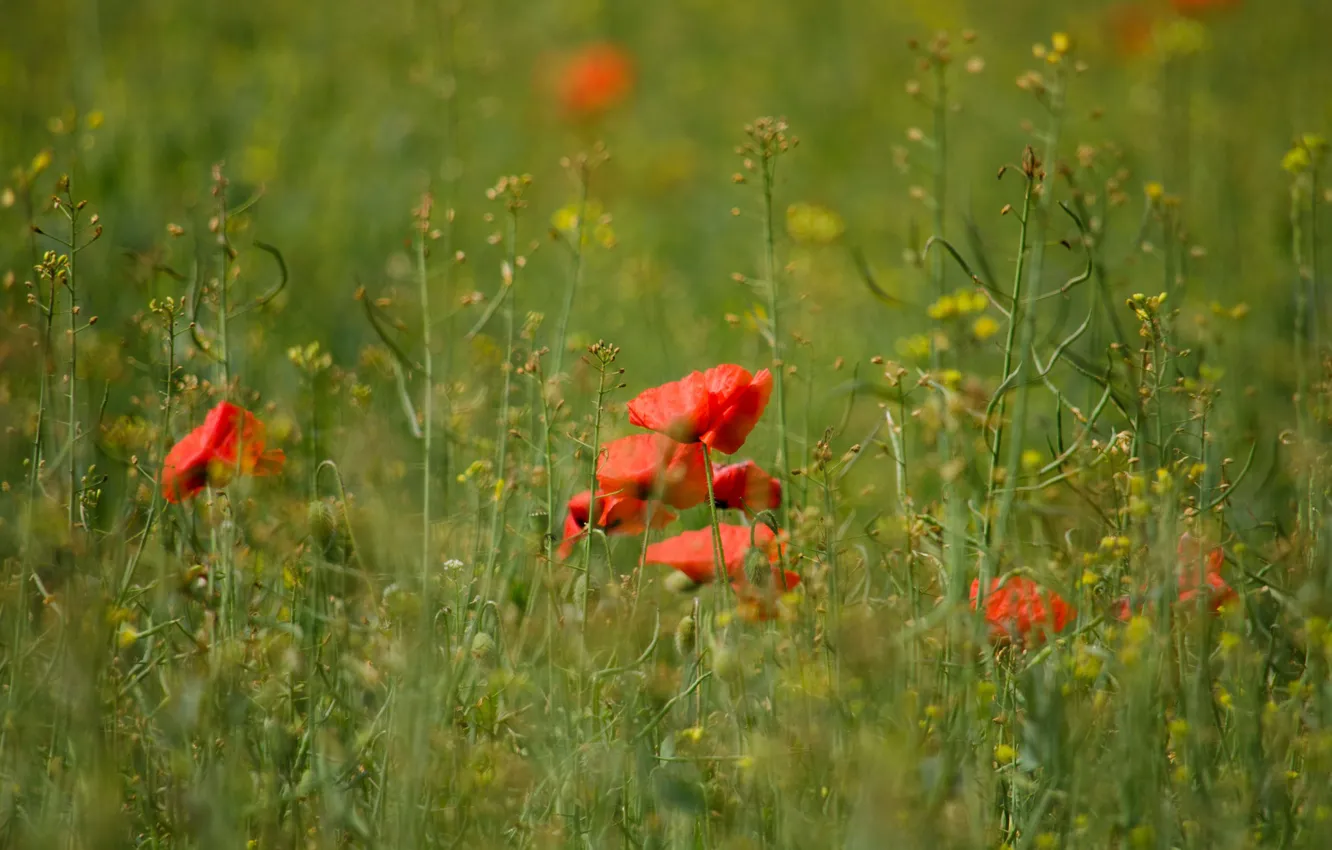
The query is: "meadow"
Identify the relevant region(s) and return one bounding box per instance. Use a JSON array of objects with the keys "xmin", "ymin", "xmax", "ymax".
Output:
[{"xmin": 3, "ymin": 0, "xmax": 1332, "ymax": 847}]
